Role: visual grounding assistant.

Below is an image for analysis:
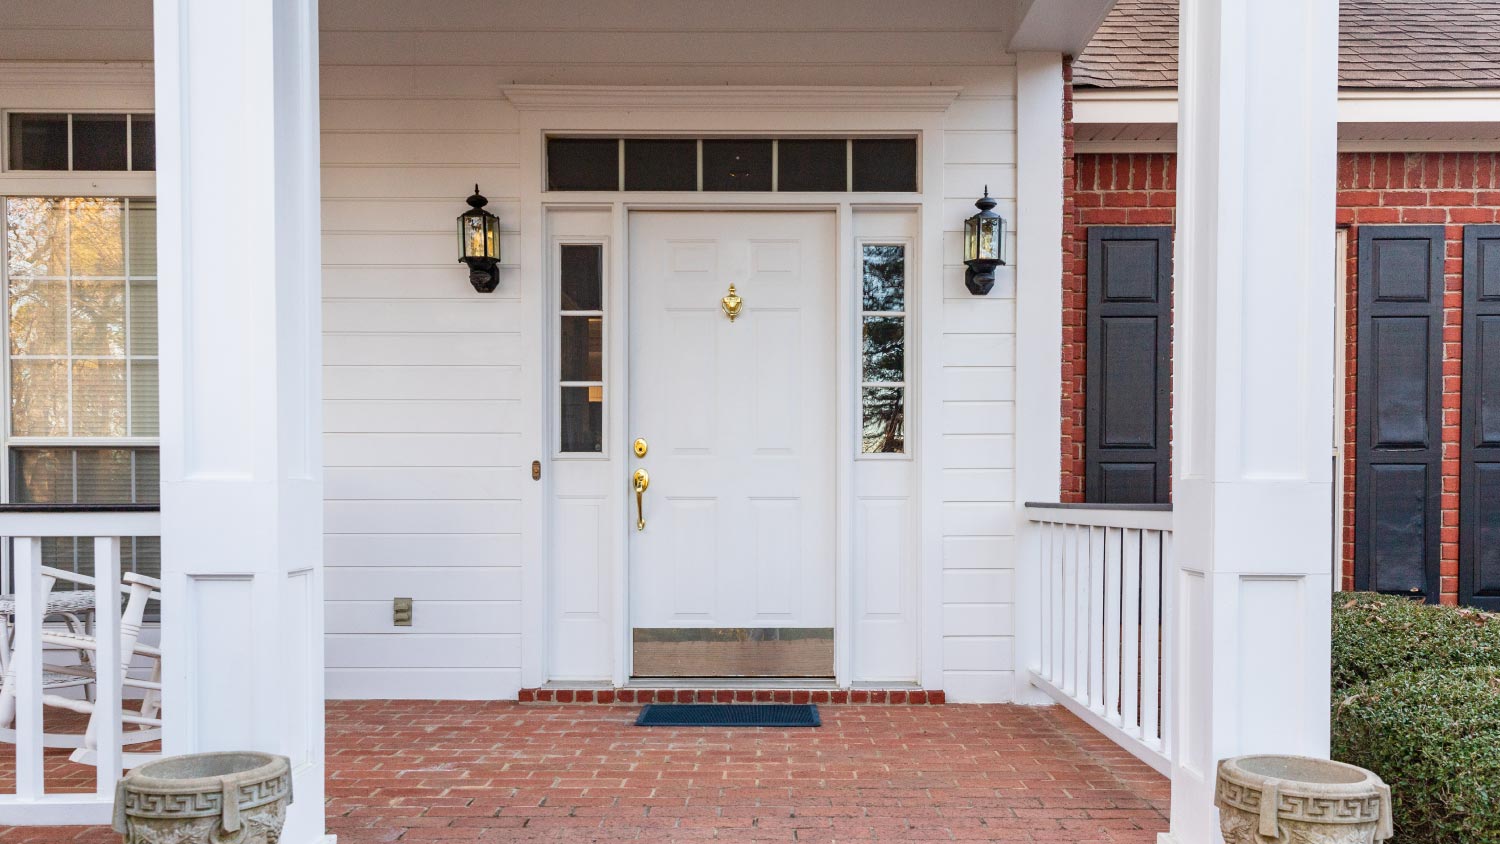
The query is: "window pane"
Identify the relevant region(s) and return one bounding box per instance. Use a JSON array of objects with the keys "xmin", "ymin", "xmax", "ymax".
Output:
[
  {"xmin": 11, "ymin": 448, "xmax": 74, "ymax": 503},
  {"xmin": 135, "ymin": 449, "xmax": 160, "ymax": 502},
  {"xmin": 130, "ymin": 360, "xmax": 159, "ymax": 436},
  {"xmin": 127, "ymin": 537, "xmax": 161, "ymax": 579},
  {"xmin": 68, "ymin": 198, "xmax": 124, "ymax": 276},
  {"xmin": 130, "ymin": 115, "xmax": 156, "ymax": 171},
  {"xmin": 71, "ymin": 280, "xmax": 126, "ymax": 355},
  {"xmin": 852, "ymin": 138, "xmax": 917, "ymax": 192},
  {"xmin": 560, "ymin": 244, "xmax": 602, "ymax": 311},
  {"xmin": 72, "ymin": 114, "xmax": 128, "ymax": 171},
  {"xmin": 547, "ymin": 138, "xmax": 618, "ymax": 191},
  {"xmin": 862, "ymin": 244, "xmax": 905, "ymax": 312},
  {"xmin": 76, "ymin": 448, "xmax": 135, "ymax": 502},
  {"xmin": 861, "ymin": 387, "xmax": 905, "ymax": 454},
  {"xmin": 72, "ymin": 359, "xmax": 126, "ymax": 436},
  {"xmin": 5, "ymin": 197, "xmax": 68, "ymax": 277},
  {"xmin": 11, "ymin": 361, "xmax": 69, "ymax": 436},
  {"xmin": 702, "ymin": 140, "xmax": 771, "ymax": 192},
  {"xmin": 8, "ymin": 114, "xmax": 68, "ymax": 171},
  {"xmin": 862, "ymin": 317, "xmax": 905, "ymax": 383},
  {"xmin": 561, "ymin": 385, "xmax": 603, "ymax": 453},
  {"xmin": 9, "ymin": 278, "xmax": 67, "ymax": 355},
  {"xmin": 129, "ymin": 281, "xmax": 158, "ymax": 354},
  {"xmin": 777, "ymin": 139, "xmax": 847, "ymax": 192},
  {"xmin": 624, "ymin": 139, "xmax": 696, "ymax": 191},
  {"xmin": 560, "ymin": 316, "xmax": 602, "ymax": 382},
  {"xmin": 11, "ymin": 447, "xmax": 159, "ymax": 503},
  {"xmin": 127, "ymin": 200, "xmax": 156, "ymax": 276}
]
